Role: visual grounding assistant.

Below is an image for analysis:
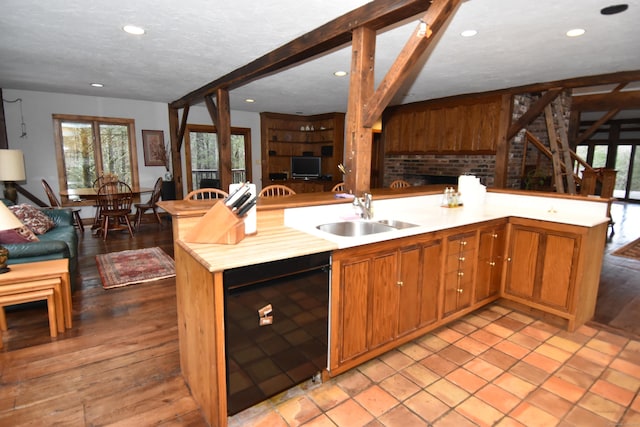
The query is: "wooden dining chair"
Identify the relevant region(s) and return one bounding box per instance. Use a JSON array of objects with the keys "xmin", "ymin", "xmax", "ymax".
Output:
[
  {"xmin": 331, "ymin": 182, "xmax": 345, "ymax": 192},
  {"xmin": 259, "ymin": 184, "xmax": 296, "ymax": 197},
  {"xmin": 133, "ymin": 177, "xmax": 163, "ymax": 230},
  {"xmin": 41, "ymin": 179, "xmax": 84, "ymax": 233},
  {"xmin": 184, "ymin": 188, "xmax": 229, "ymax": 200},
  {"xmin": 96, "ymin": 181, "xmax": 135, "ymax": 240},
  {"xmin": 389, "ymin": 179, "xmax": 411, "ymax": 189}
]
